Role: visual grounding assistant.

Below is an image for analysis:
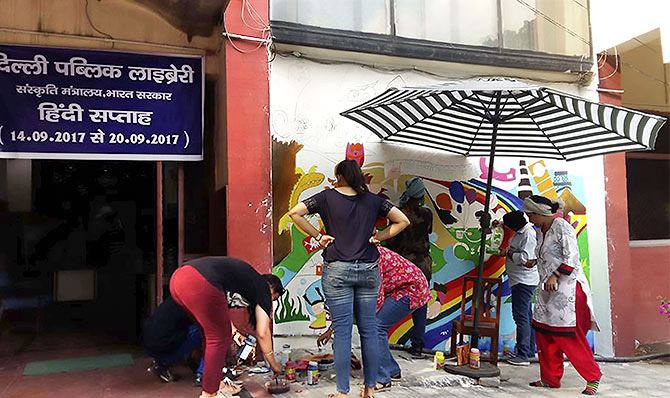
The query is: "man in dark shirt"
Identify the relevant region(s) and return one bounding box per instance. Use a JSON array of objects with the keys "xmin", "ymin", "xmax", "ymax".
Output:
[
  {"xmin": 386, "ymin": 177, "xmax": 434, "ymax": 359},
  {"xmin": 143, "ymin": 296, "xmax": 203, "ymax": 383}
]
